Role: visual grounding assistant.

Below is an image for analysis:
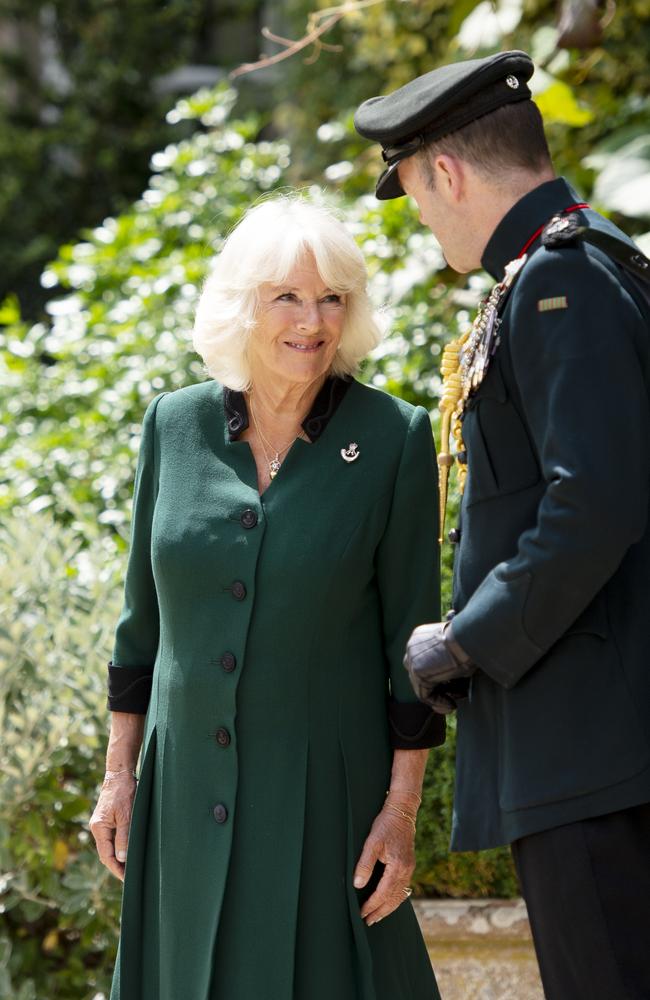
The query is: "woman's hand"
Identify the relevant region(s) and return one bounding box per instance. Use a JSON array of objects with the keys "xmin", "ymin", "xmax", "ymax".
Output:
[
  {"xmin": 353, "ymin": 798, "xmax": 417, "ymax": 926},
  {"xmin": 89, "ymin": 772, "xmax": 137, "ymax": 882}
]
